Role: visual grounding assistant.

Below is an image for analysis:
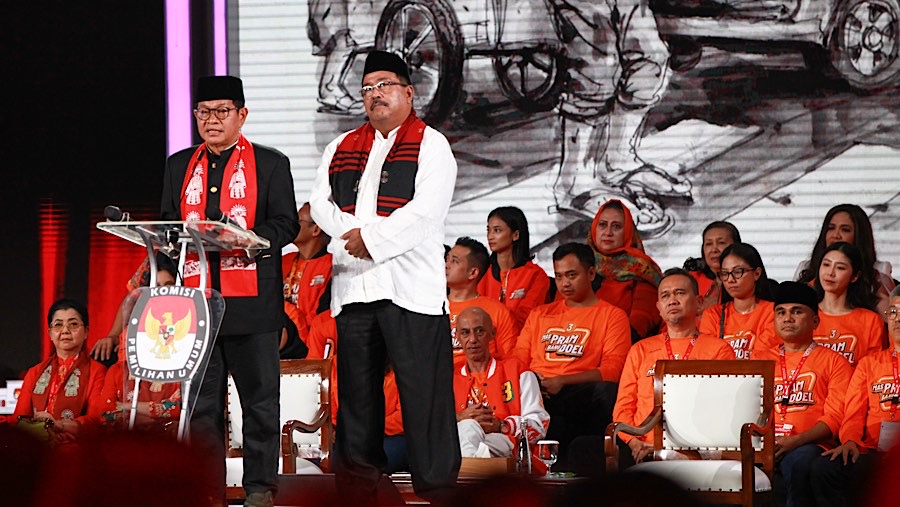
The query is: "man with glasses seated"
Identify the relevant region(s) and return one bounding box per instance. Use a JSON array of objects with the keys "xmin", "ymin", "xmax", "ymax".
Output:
[
  {"xmin": 13, "ymin": 298, "xmax": 106, "ymax": 444},
  {"xmin": 810, "ymin": 286, "xmax": 900, "ymax": 505},
  {"xmin": 161, "ymin": 75, "xmax": 299, "ymax": 507}
]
